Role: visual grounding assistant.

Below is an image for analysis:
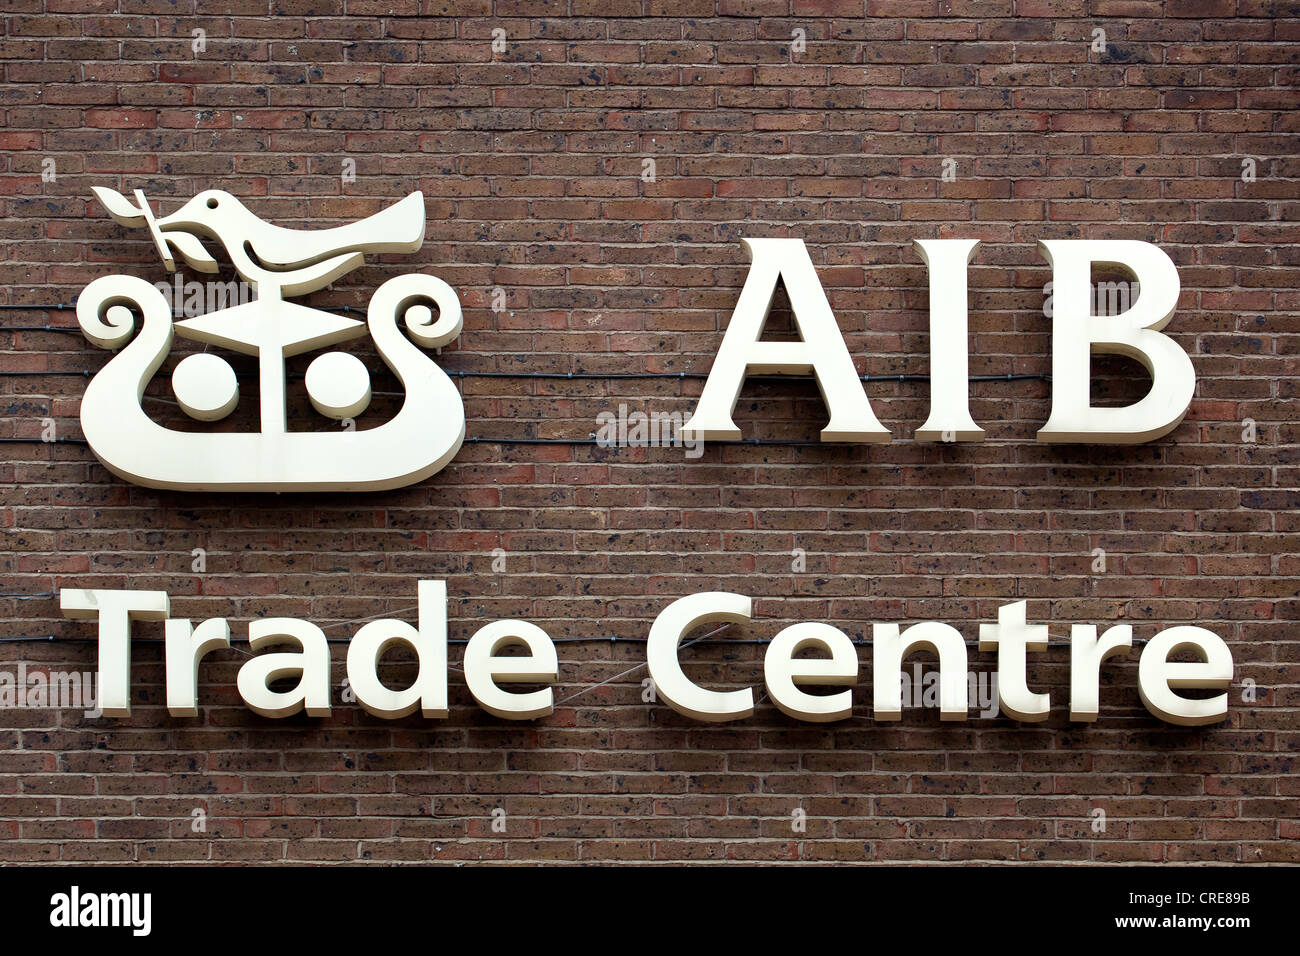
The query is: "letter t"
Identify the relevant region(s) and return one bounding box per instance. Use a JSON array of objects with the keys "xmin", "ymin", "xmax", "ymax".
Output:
[
  {"xmin": 61, "ymin": 588, "xmax": 170, "ymax": 717},
  {"xmin": 978, "ymin": 601, "xmax": 1050, "ymax": 721}
]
